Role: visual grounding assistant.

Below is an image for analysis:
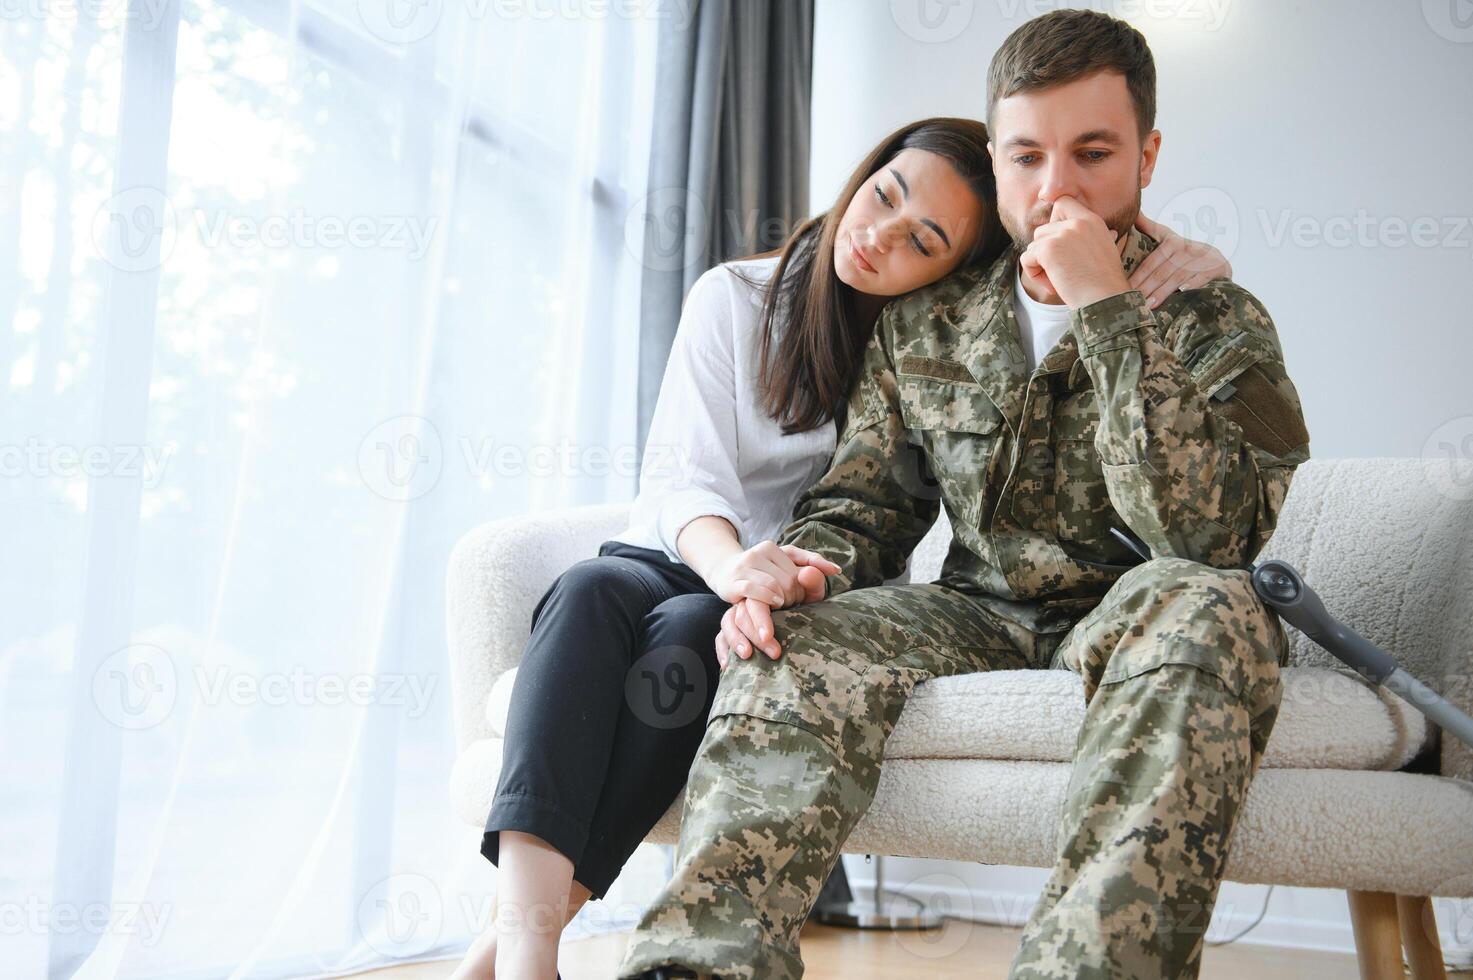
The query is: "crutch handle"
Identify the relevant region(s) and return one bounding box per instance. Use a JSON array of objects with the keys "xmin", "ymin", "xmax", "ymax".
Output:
[{"xmin": 1251, "ymin": 559, "xmax": 1400, "ymax": 684}]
